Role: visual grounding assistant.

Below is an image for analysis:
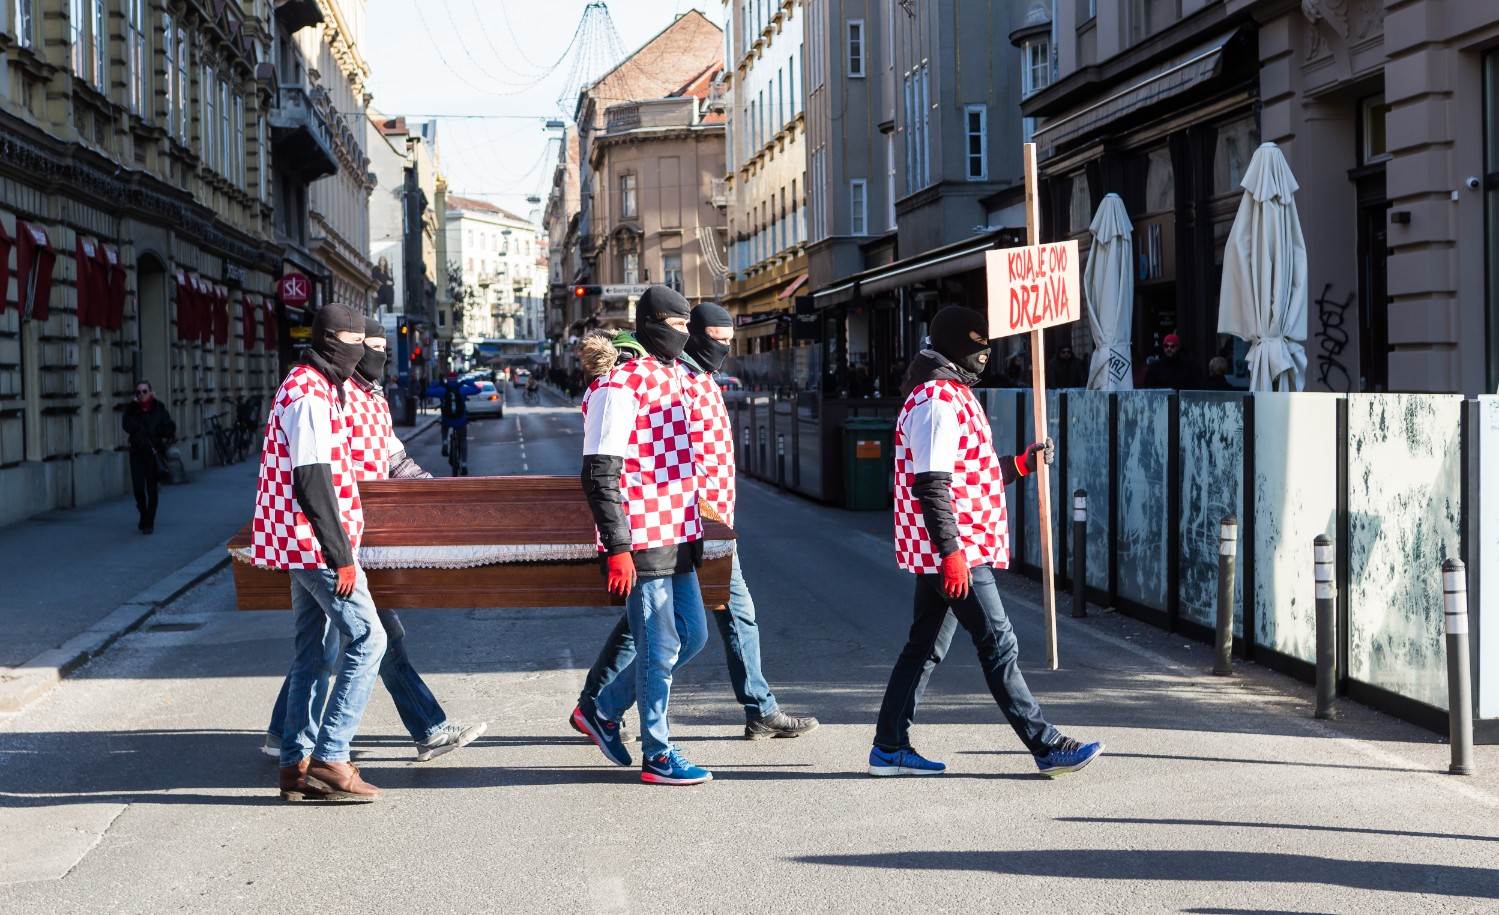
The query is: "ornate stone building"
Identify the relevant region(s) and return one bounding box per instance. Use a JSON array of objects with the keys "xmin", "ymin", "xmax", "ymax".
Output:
[{"xmin": 0, "ymin": 0, "xmax": 285, "ymax": 524}]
